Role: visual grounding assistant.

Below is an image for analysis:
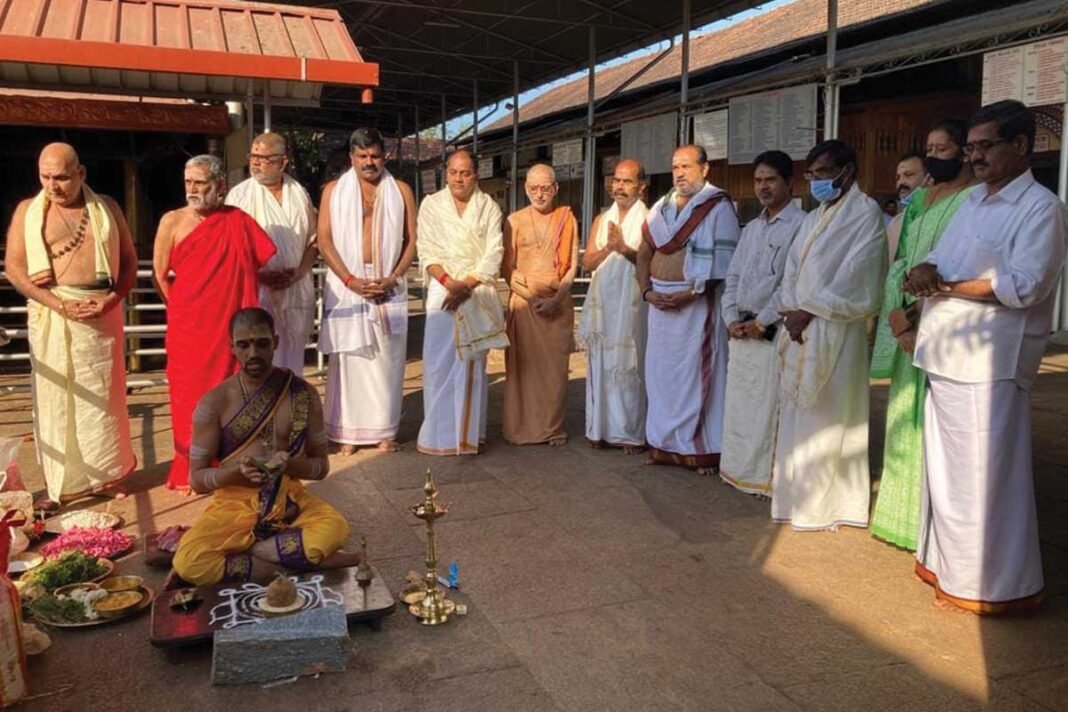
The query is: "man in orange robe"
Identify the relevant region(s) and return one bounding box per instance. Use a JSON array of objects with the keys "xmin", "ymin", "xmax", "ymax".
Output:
[
  {"xmin": 502, "ymin": 164, "xmax": 579, "ymax": 446},
  {"xmin": 153, "ymin": 155, "xmax": 276, "ymax": 492}
]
